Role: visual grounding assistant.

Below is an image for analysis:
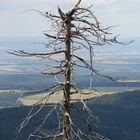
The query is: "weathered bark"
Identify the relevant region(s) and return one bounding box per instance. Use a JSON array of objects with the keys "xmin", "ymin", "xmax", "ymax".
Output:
[{"xmin": 63, "ymin": 15, "xmax": 72, "ymax": 140}]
